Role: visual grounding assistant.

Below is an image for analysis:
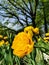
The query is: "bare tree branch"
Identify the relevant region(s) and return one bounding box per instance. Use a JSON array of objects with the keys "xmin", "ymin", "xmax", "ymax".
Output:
[
  {"xmin": 8, "ymin": 0, "xmax": 31, "ymax": 18},
  {"xmin": 8, "ymin": 0, "xmax": 30, "ymax": 14},
  {"xmin": 22, "ymin": 0, "xmax": 30, "ymax": 10},
  {"xmin": 28, "ymin": 0, "xmax": 33, "ymax": 14},
  {"xmin": 0, "ymin": 4, "xmax": 25, "ymax": 26},
  {"xmin": 13, "ymin": 0, "xmax": 30, "ymax": 14}
]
